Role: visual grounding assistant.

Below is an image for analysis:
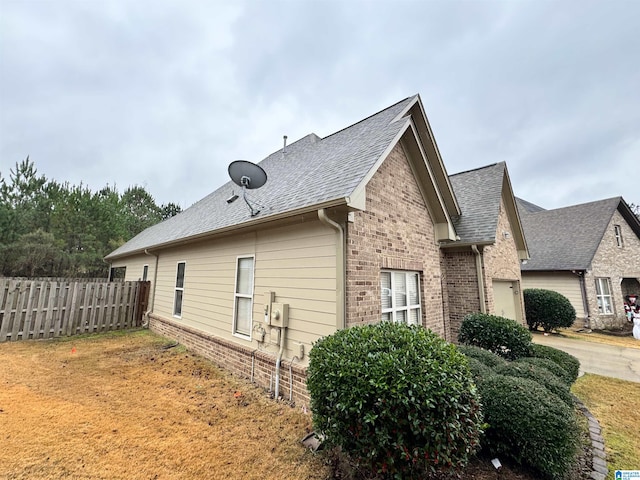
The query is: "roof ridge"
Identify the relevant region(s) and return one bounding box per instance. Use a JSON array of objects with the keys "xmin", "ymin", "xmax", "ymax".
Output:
[
  {"xmin": 322, "ymin": 96, "xmax": 413, "ymax": 141},
  {"xmin": 449, "ymin": 162, "xmax": 502, "ymax": 177}
]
